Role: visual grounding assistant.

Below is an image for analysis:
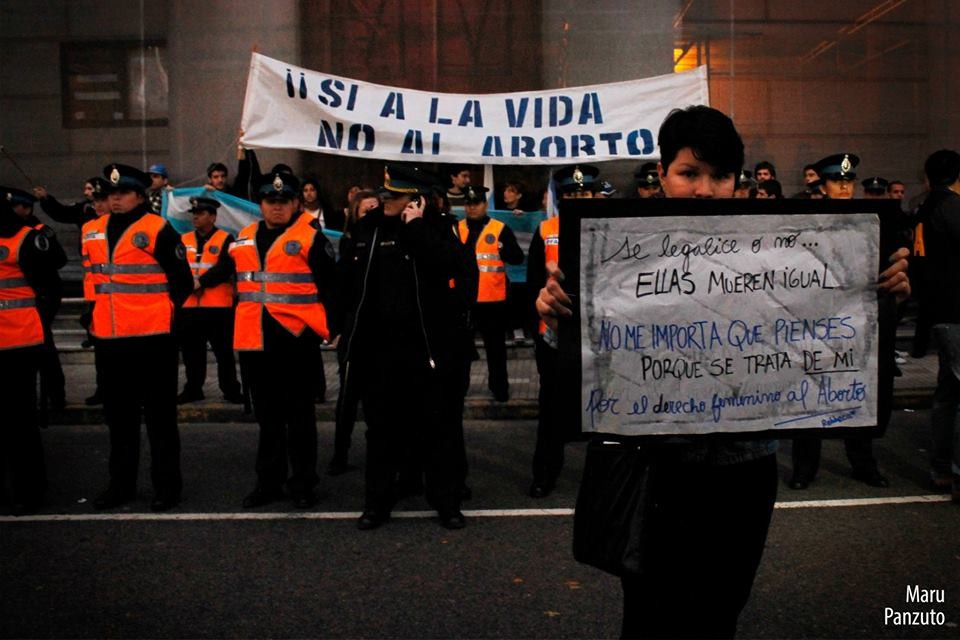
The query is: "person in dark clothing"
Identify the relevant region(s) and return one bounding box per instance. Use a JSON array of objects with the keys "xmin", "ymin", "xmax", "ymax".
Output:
[
  {"xmin": 339, "ymin": 164, "xmax": 472, "ymax": 530},
  {"xmin": 88, "ymin": 164, "xmax": 194, "ymax": 512},
  {"xmin": 3, "ymin": 187, "xmax": 67, "ymax": 411},
  {"xmin": 920, "ymin": 149, "xmax": 960, "ymax": 499},
  {"xmin": 457, "ymin": 185, "xmax": 524, "ymax": 401},
  {"xmin": 234, "ymin": 172, "xmax": 337, "ymax": 511},
  {"xmin": 175, "ymin": 197, "xmax": 243, "ymax": 405},
  {"xmin": 32, "ymin": 180, "xmax": 98, "ymax": 232},
  {"xmin": 0, "ymin": 197, "xmax": 66, "ymax": 515}
]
